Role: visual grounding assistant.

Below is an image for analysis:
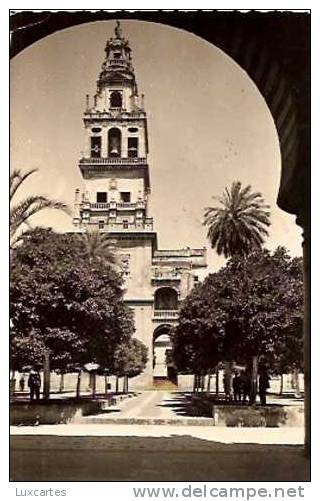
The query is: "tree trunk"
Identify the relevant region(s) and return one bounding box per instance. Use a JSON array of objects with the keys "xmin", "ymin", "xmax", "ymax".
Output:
[
  {"xmin": 104, "ymin": 374, "xmax": 109, "ymax": 398},
  {"xmin": 59, "ymin": 373, "xmax": 65, "ymax": 393},
  {"xmin": 10, "ymin": 370, "xmax": 16, "ymax": 396},
  {"xmin": 279, "ymin": 374, "xmax": 284, "ymax": 395},
  {"xmin": 206, "ymin": 371, "xmax": 211, "ymax": 394},
  {"xmin": 293, "ymin": 367, "xmax": 301, "ymax": 398},
  {"xmin": 224, "ymin": 361, "xmax": 232, "ymax": 399},
  {"xmin": 123, "ymin": 375, "xmax": 128, "ymax": 394},
  {"xmin": 215, "ymin": 366, "xmax": 219, "ymax": 397},
  {"xmin": 115, "ymin": 375, "xmax": 119, "ymax": 394},
  {"xmin": 76, "ymin": 370, "xmax": 82, "ymax": 399},
  {"xmin": 193, "ymin": 374, "xmax": 196, "ymax": 393},
  {"xmin": 250, "ymin": 355, "xmax": 258, "ymax": 404},
  {"xmin": 91, "ymin": 372, "xmax": 96, "ymax": 399},
  {"xmin": 196, "ymin": 374, "xmax": 200, "ymax": 393},
  {"xmin": 202, "ymin": 375, "xmax": 206, "ymax": 392},
  {"xmin": 43, "ymin": 349, "xmax": 50, "ymax": 400}
]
